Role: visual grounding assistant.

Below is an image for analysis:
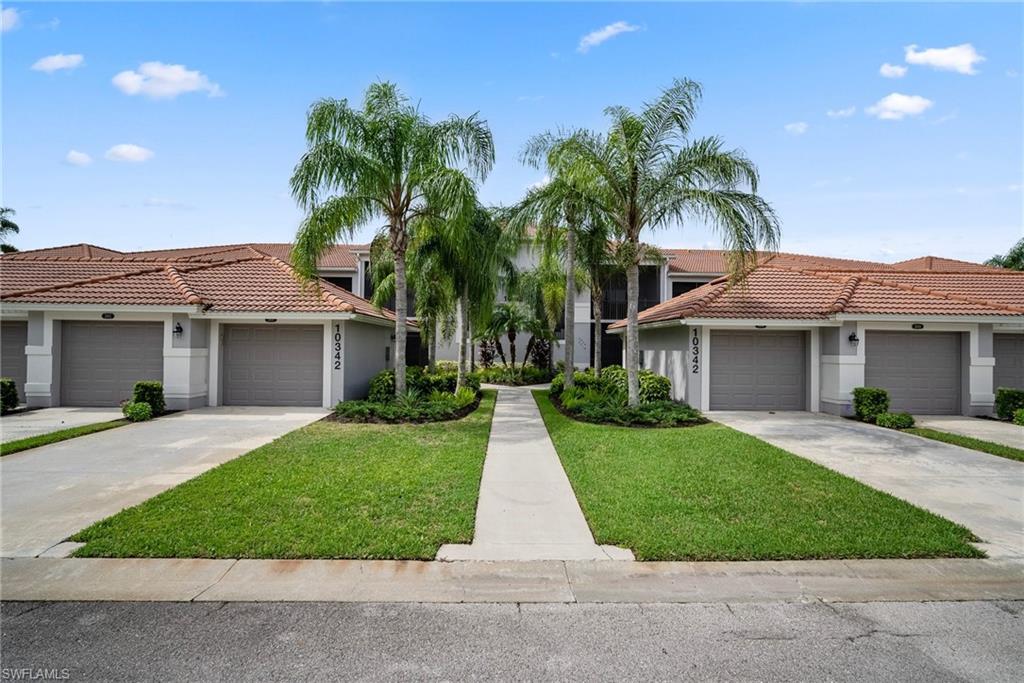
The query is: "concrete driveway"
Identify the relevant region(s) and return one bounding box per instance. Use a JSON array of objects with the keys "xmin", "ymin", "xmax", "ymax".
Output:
[
  {"xmin": 0, "ymin": 407, "xmax": 327, "ymax": 557},
  {"xmin": 915, "ymin": 415, "xmax": 1022, "ymax": 450},
  {"xmin": 711, "ymin": 412, "xmax": 1024, "ymax": 559},
  {"xmin": 1, "ymin": 407, "xmax": 124, "ymax": 443}
]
